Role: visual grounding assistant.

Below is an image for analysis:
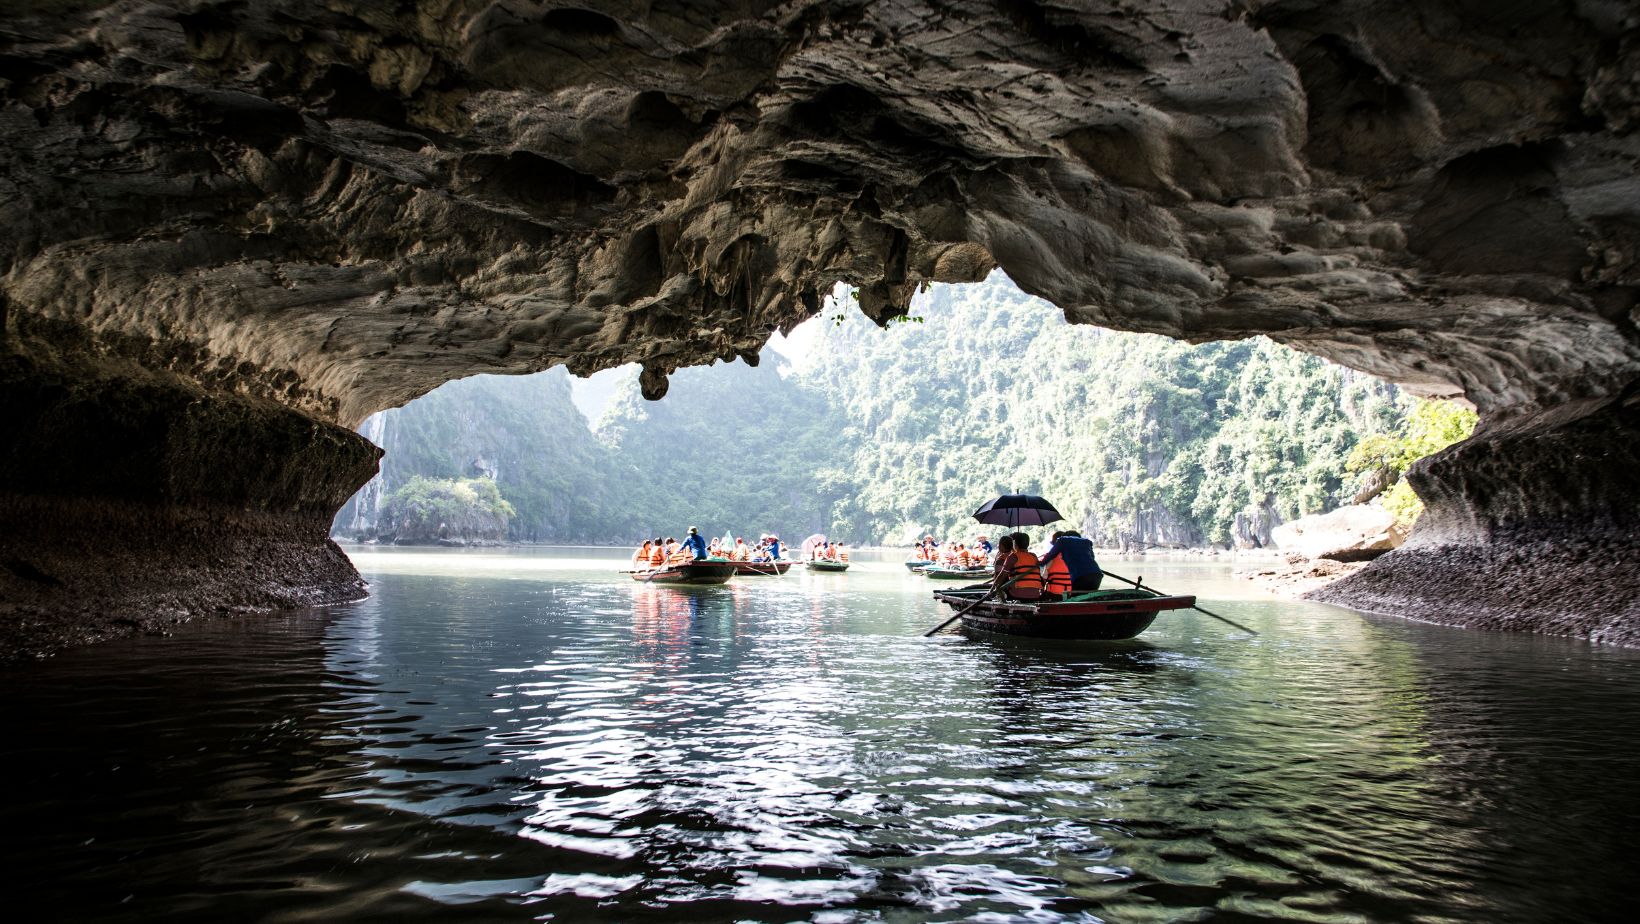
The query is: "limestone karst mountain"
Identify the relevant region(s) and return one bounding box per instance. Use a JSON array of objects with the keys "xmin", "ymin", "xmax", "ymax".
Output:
[{"xmin": 339, "ymin": 275, "xmax": 1406, "ymax": 550}]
